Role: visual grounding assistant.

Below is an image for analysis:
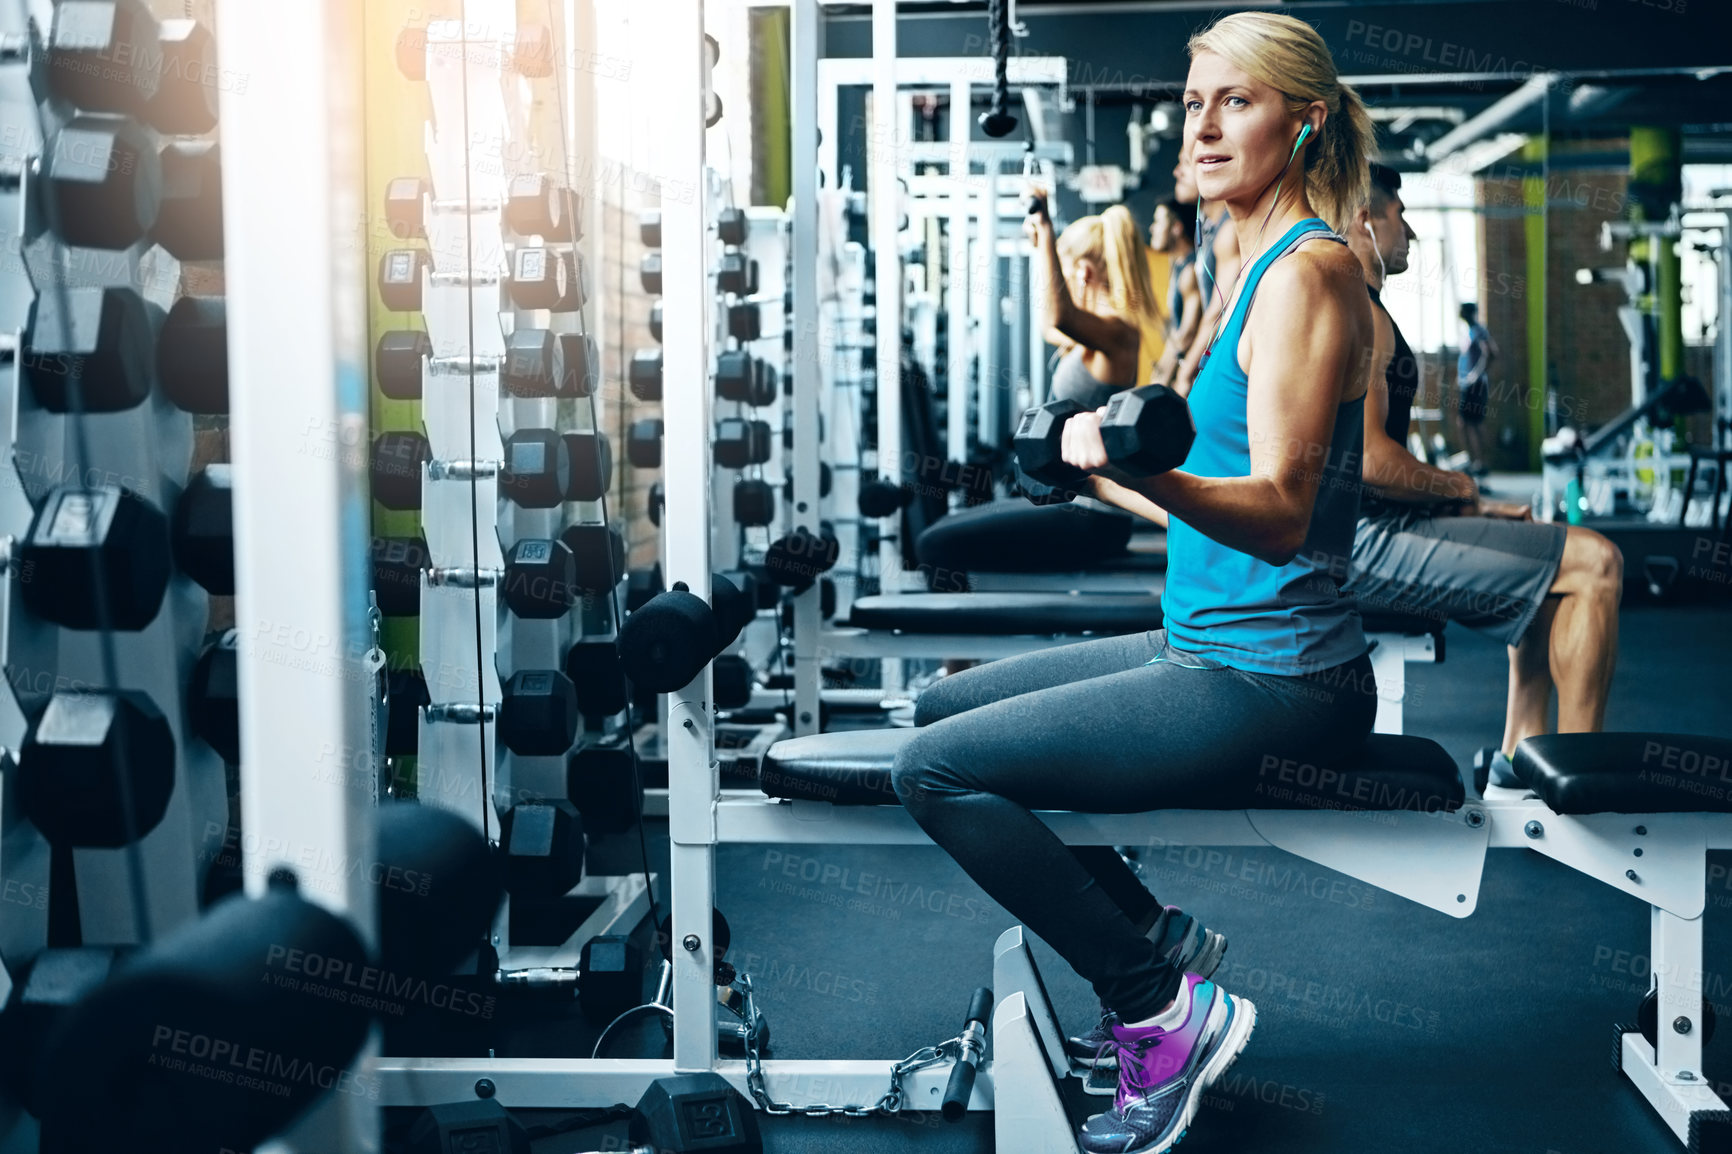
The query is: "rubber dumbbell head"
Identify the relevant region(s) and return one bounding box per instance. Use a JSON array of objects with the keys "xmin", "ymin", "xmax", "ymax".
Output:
[
  {"xmin": 379, "ymin": 249, "xmax": 430, "ymax": 312},
  {"xmin": 372, "ymin": 535, "xmax": 430, "ymax": 617},
  {"xmin": 500, "ymin": 799, "xmax": 584, "ymax": 901},
  {"xmin": 158, "ymin": 295, "xmax": 228, "ymax": 414},
  {"xmin": 499, "ymin": 670, "xmax": 580, "ymax": 757},
  {"xmin": 566, "ymin": 644, "xmax": 628, "ymax": 724},
  {"xmin": 188, "ymin": 630, "xmax": 239, "ymax": 765},
  {"xmin": 370, "ymin": 432, "xmax": 428, "ymax": 511},
  {"xmin": 627, "ymin": 418, "xmax": 664, "ymax": 469},
  {"xmin": 639, "ymin": 211, "xmax": 661, "ymax": 248},
  {"xmin": 558, "ymin": 523, "xmax": 624, "ymax": 595},
  {"xmin": 43, "ymin": 116, "xmax": 161, "ymax": 251},
  {"xmin": 501, "ymin": 429, "xmax": 572, "ymax": 509},
  {"xmin": 629, "ymin": 348, "xmax": 664, "ymax": 401},
  {"xmin": 20, "ymin": 690, "xmax": 175, "ymax": 847},
  {"xmin": 561, "ymin": 431, "xmax": 612, "ymax": 502},
  {"xmin": 504, "ymin": 173, "xmax": 566, "ymax": 238},
  {"xmin": 21, "ymin": 484, "xmax": 171, "ymax": 631},
  {"xmin": 502, "ymin": 538, "xmax": 578, "ymax": 619},
  {"xmin": 717, "ymin": 207, "xmax": 748, "ymax": 247},
  {"xmin": 716, "ymin": 350, "xmax": 756, "ymax": 402},
  {"xmin": 1012, "ymin": 398, "xmax": 1090, "ymax": 504},
  {"xmin": 376, "ymin": 330, "xmax": 430, "ymax": 401},
  {"xmin": 502, "ymin": 328, "xmax": 566, "ymax": 398},
  {"xmin": 385, "ymin": 176, "xmax": 427, "ymax": 240},
  {"xmin": 173, "ymin": 466, "xmax": 235, "ymax": 596},
  {"xmin": 559, "ymin": 332, "xmax": 599, "ymax": 398},
  {"xmin": 510, "ymin": 247, "xmax": 584, "ymax": 312},
  {"xmin": 1097, "ymin": 383, "xmax": 1196, "ymax": 478},
  {"xmin": 25, "ymin": 286, "xmax": 154, "ymax": 414},
  {"xmin": 155, "ymin": 139, "xmax": 224, "ymax": 261},
  {"xmin": 734, "ymin": 478, "xmax": 775, "ymax": 527}
]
